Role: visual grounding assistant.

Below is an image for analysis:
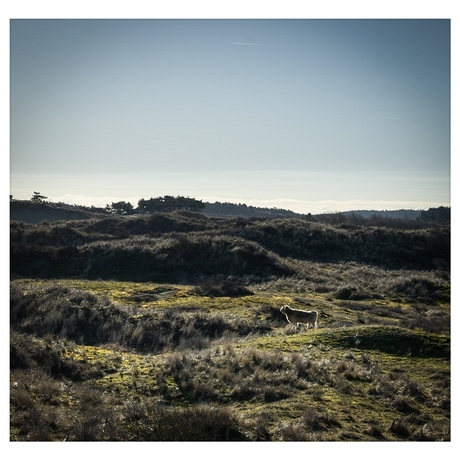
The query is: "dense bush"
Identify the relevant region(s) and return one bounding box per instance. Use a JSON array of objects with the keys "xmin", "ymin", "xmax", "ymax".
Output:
[
  {"xmin": 10, "ymin": 332, "xmax": 89, "ymax": 381},
  {"xmin": 126, "ymin": 403, "xmax": 247, "ymax": 441}
]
